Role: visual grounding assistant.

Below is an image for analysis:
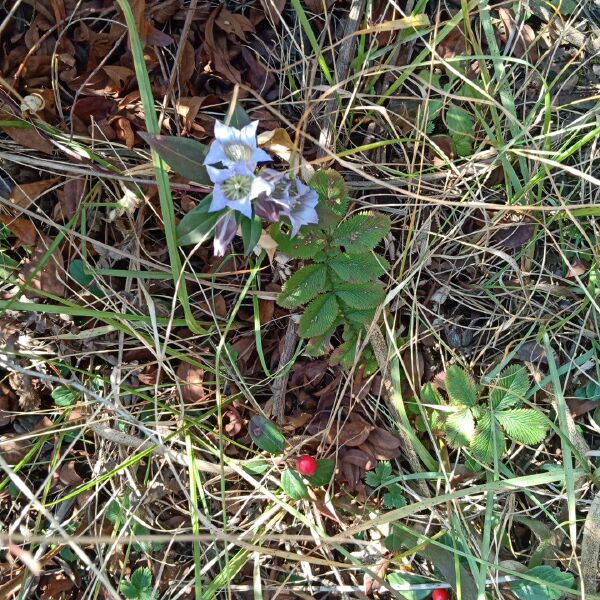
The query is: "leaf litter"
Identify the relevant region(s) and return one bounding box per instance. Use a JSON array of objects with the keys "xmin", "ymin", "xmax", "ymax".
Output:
[{"xmin": 0, "ymin": 0, "xmax": 597, "ymax": 597}]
